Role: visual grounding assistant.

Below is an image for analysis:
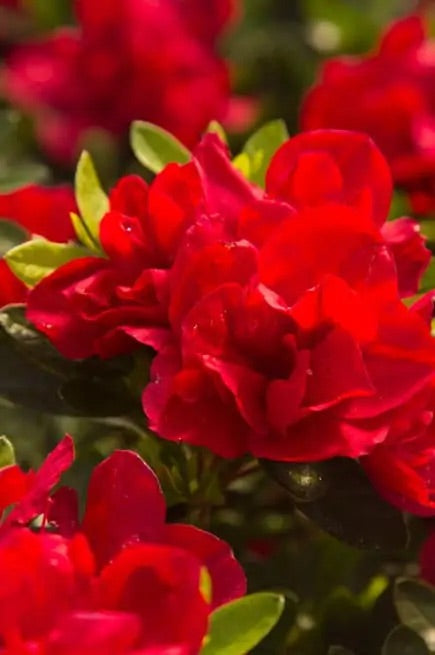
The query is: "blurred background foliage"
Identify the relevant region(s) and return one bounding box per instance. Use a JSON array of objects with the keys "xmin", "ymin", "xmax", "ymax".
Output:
[{"xmin": 0, "ymin": 1, "xmax": 433, "ymax": 654}]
